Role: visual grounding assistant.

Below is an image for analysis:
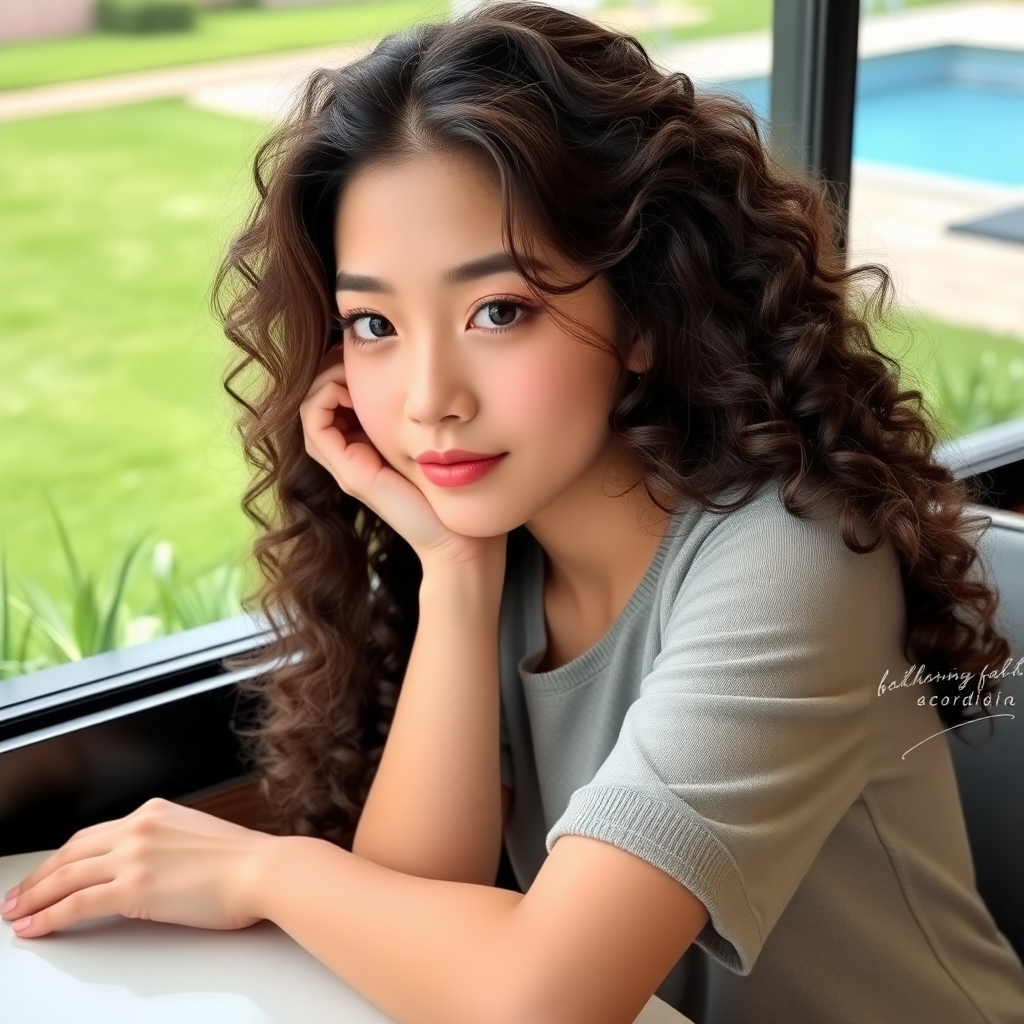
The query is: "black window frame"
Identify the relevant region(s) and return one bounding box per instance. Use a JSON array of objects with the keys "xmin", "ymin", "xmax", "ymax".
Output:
[{"xmin": 0, "ymin": 613, "xmax": 272, "ymax": 854}]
